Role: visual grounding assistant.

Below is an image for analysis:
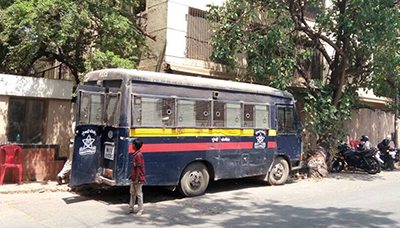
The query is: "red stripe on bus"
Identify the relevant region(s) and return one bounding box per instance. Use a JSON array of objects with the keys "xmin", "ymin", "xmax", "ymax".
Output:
[
  {"xmin": 129, "ymin": 142, "xmax": 254, "ymax": 153},
  {"xmin": 267, "ymin": 141, "xmax": 276, "ymax": 148}
]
